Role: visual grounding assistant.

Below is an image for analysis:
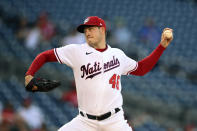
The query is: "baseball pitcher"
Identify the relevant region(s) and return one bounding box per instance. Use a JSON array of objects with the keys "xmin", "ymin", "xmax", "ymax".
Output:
[{"xmin": 25, "ymin": 16, "xmax": 173, "ymax": 131}]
